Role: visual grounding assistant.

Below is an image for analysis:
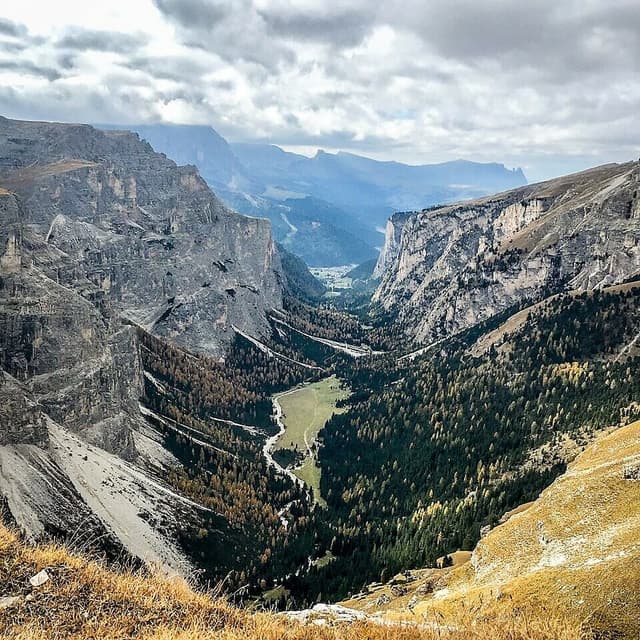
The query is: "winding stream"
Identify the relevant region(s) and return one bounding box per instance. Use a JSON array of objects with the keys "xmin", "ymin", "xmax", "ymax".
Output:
[{"xmin": 263, "ymin": 386, "xmax": 306, "ymax": 488}]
